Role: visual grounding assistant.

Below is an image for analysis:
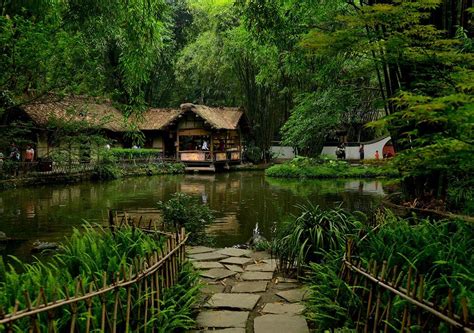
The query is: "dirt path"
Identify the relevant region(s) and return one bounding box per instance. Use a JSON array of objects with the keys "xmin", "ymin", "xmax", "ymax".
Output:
[{"xmin": 187, "ymin": 246, "xmax": 310, "ymax": 333}]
